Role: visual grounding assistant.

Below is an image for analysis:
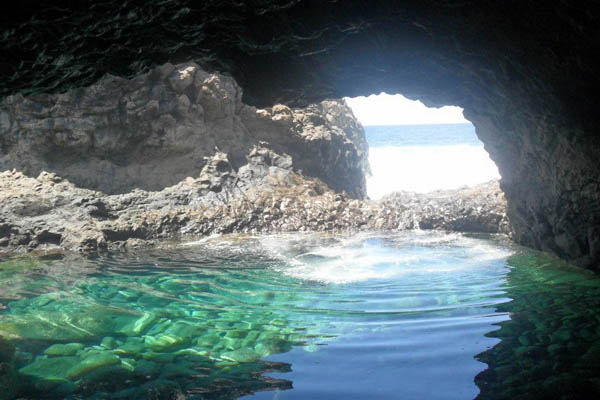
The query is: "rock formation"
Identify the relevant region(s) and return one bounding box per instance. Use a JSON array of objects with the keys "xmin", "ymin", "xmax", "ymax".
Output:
[
  {"xmin": 0, "ymin": 161, "xmax": 508, "ymax": 256},
  {"xmin": 0, "ymin": 61, "xmax": 508, "ymax": 257},
  {"xmin": 1, "ymin": 1, "xmax": 597, "ymax": 270},
  {"xmin": 0, "ymin": 63, "xmax": 368, "ymax": 199}
]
